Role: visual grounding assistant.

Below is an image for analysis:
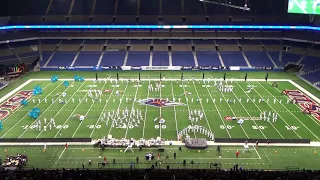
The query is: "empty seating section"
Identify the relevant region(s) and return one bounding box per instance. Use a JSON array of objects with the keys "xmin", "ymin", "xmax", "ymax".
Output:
[
  {"xmin": 40, "ymin": 52, "xmax": 52, "ymax": 66},
  {"xmin": 0, "ymin": 39, "xmax": 316, "ymax": 71},
  {"xmin": 196, "ymin": 52, "xmax": 221, "ymax": 66},
  {"xmin": 184, "ymin": 0, "xmax": 205, "ymax": 15},
  {"xmin": 162, "ymin": 0, "xmax": 182, "ymax": 15},
  {"xmin": 127, "ymin": 52, "xmax": 150, "ymax": 66},
  {"xmin": 100, "ymin": 51, "xmax": 125, "ymax": 66},
  {"xmin": 245, "ymin": 52, "xmax": 273, "ymax": 67},
  {"xmin": 220, "ymin": 52, "xmax": 247, "ymax": 66},
  {"xmin": 74, "ymin": 52, "xmax": 100, "ymax": 66},
  {"xmin": 117, "ymin": 0, "xmax": 137, "ymax": 15},
  {"xmin": 47, "ymin": 52, "xmax": 76, "ymax": 66},
  {"xmin": 153, "ymin": 52, "xmax": 169, "ymax": 66},
  {"xmin": 301, "ymin": 71, "xmax": 320, "ymax": 83},
  {"xmin": 72, "ymin": 0, "xmax": 93, "ymax": 15},
  {"xmin": 301, "ymin": 56, "xmax": 320, "ymax": 70},
  {"xmin": 94, "ymin": 0, "xmax": 115, "ymax": 15},
  {"xmin": 269, "ymin": 52, "xmax": 301, "ymax": 66},
  {"xmin": 140, "ymin": 0, "xmax": 159, "ymax": 15},
  {"xmin": 172, "ymin": 52, "xmax": 195, "ymax": 66},
  {"xmin": 48, "ymin": 0, "xmax": 72, "ymax": 15}
]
